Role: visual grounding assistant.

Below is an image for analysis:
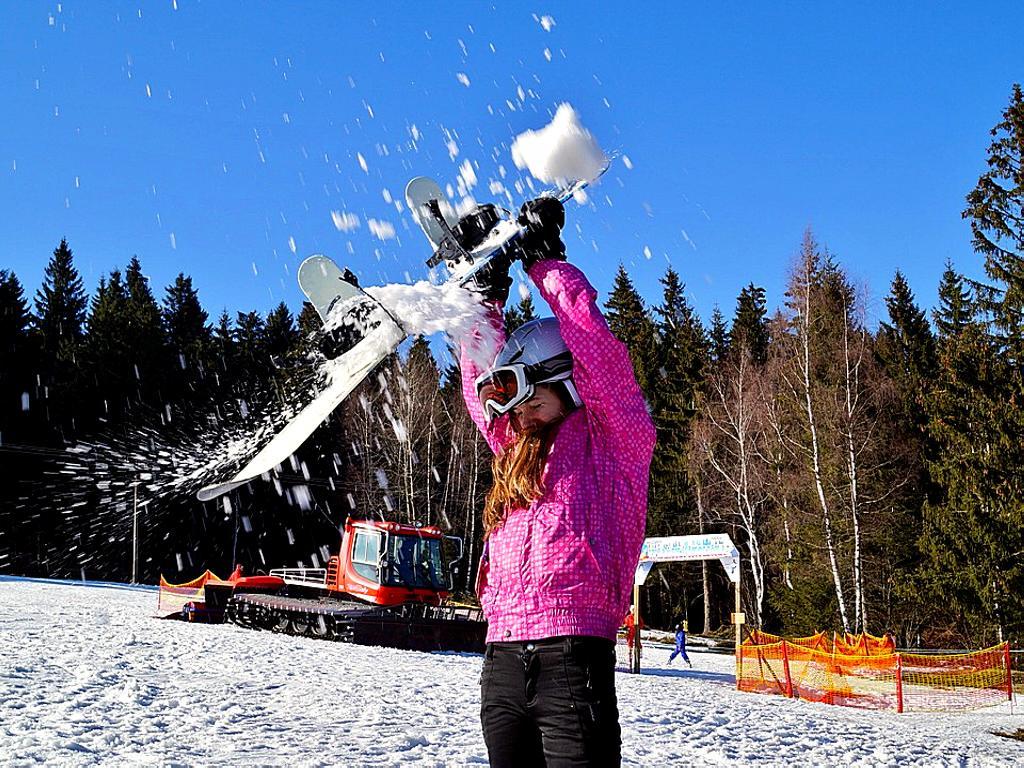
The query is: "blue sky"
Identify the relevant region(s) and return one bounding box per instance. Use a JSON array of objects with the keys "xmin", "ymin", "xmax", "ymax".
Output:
[{"xmin": 2, "ymin": 2, "xmax": 1022, "ymax": 328}]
